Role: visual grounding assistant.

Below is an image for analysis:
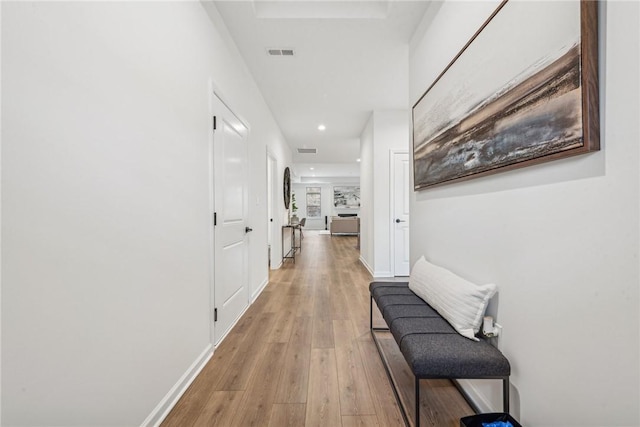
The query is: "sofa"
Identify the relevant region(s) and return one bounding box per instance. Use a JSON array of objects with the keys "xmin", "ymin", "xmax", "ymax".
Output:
[{"xmin": 330, "ymin": 216, "xmax": 359, "ymax": 235}]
